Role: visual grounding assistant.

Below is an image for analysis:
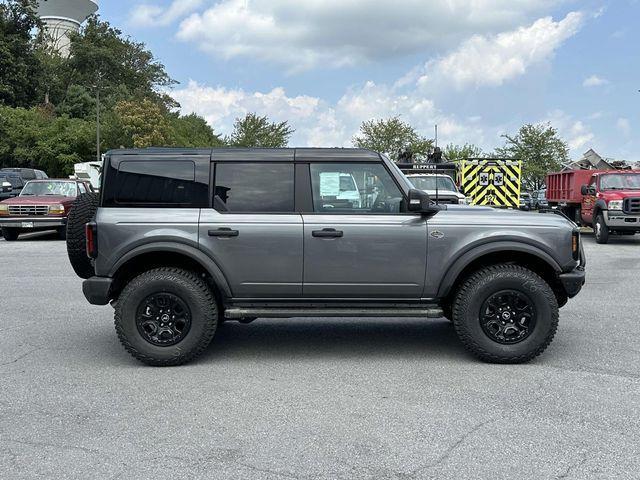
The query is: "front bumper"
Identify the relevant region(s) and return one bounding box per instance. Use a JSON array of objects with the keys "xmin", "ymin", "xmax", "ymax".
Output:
[
  {"xmin": 0, "ymin": 217, "xmax": 67, "ymax": 228},
  {"xmin": 558, "ymin": 243, "xmax": 586, "ymax": 298},
  {"xmin": 604, "ymin": 211, "xmax": 640, "ymax": 230},
  {"xmin": 83, "ymin": 276, "xmax": 113, "ymax": 305}
]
